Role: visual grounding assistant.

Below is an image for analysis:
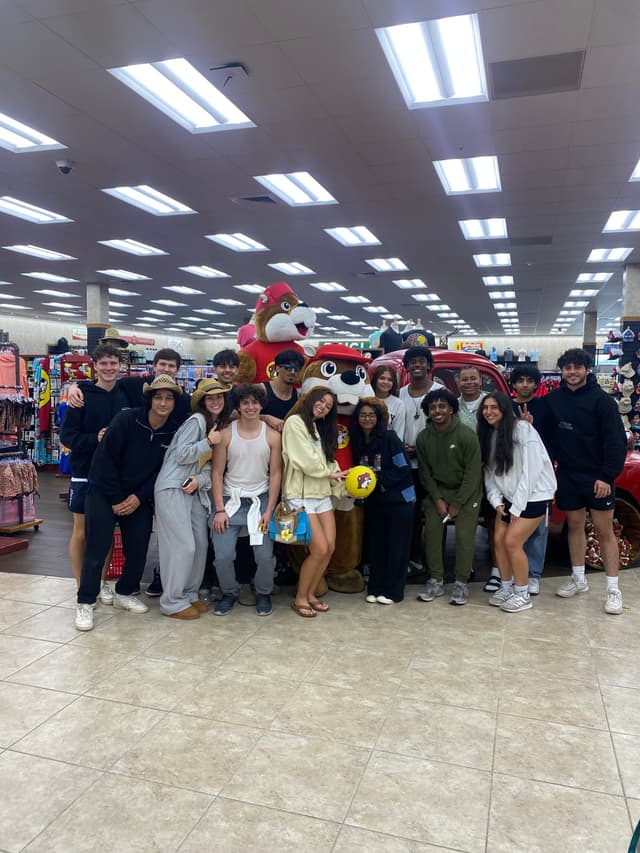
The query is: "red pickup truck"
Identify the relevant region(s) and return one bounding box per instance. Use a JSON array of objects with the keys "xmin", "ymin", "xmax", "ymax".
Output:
[{"xmin": 370, "ymin": 348, "xmax": 640, "ymax": 566}]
